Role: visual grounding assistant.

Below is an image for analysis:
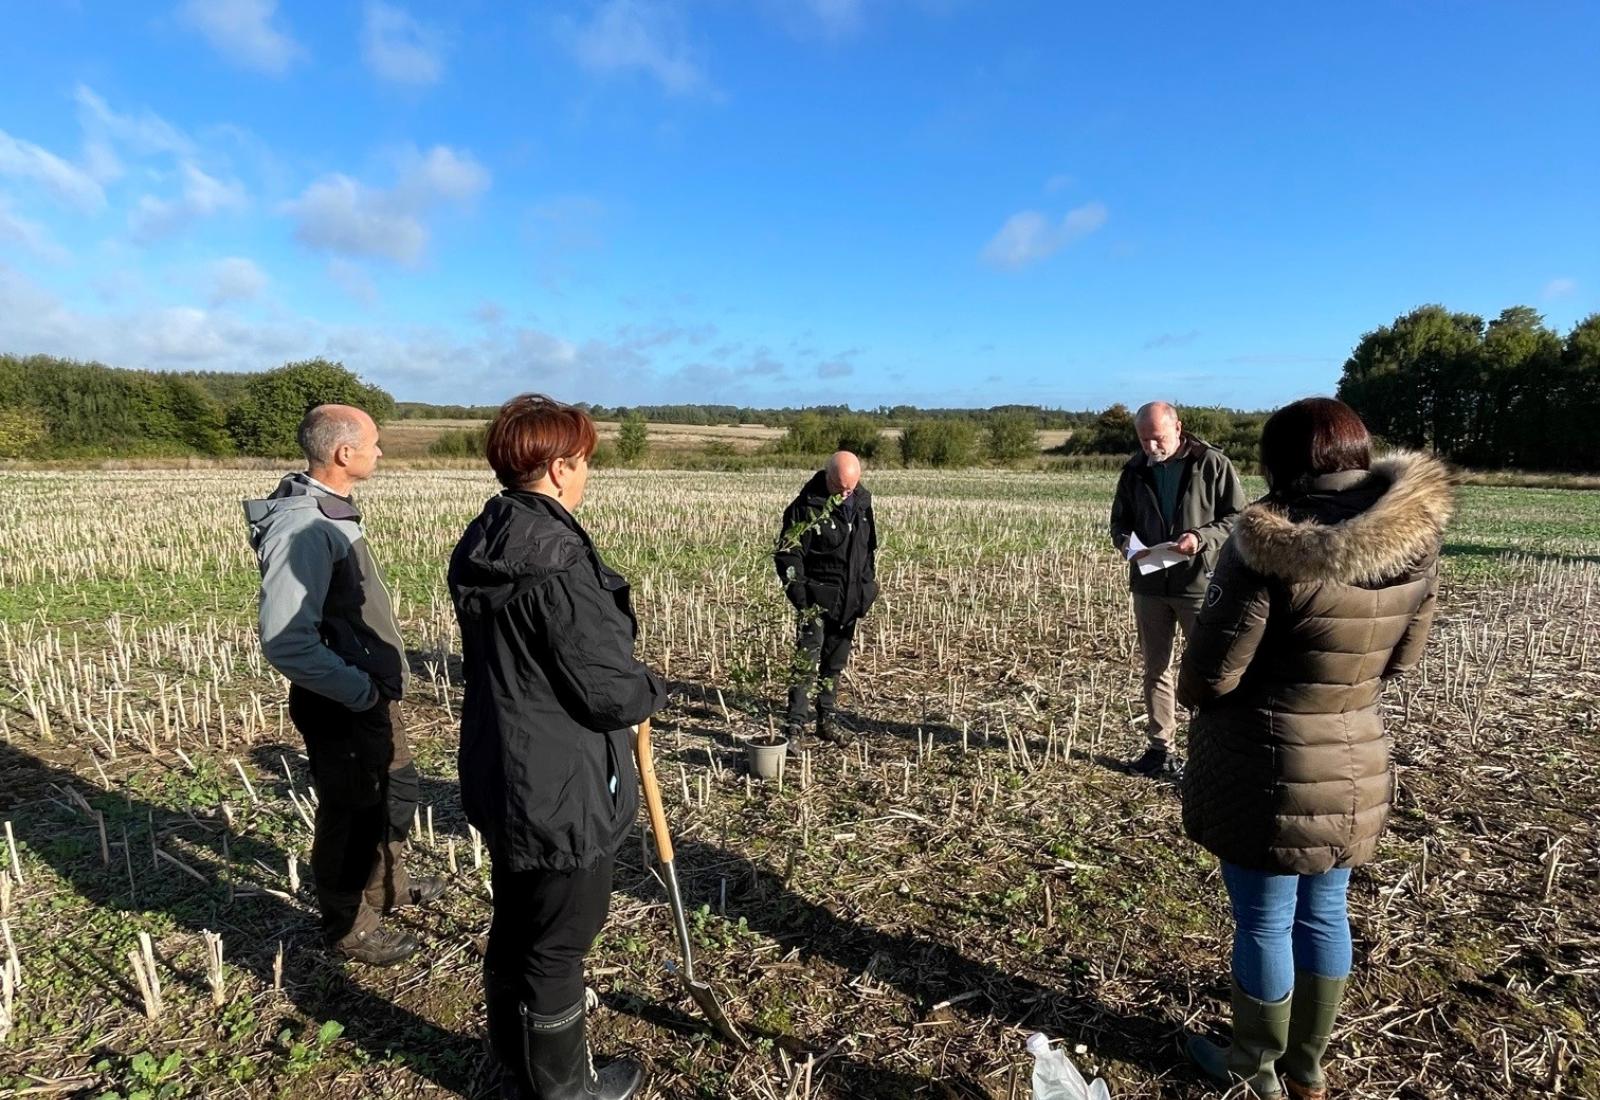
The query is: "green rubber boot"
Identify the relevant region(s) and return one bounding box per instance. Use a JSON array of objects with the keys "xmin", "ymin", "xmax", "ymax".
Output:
[
  {"xmin": 1185, "ymin": 980, "xmax": 1292, "ymax": 1098},
  {"xmin": 1280, "ymin": 972, "xmax": 1347, "ymax": 1099}
]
